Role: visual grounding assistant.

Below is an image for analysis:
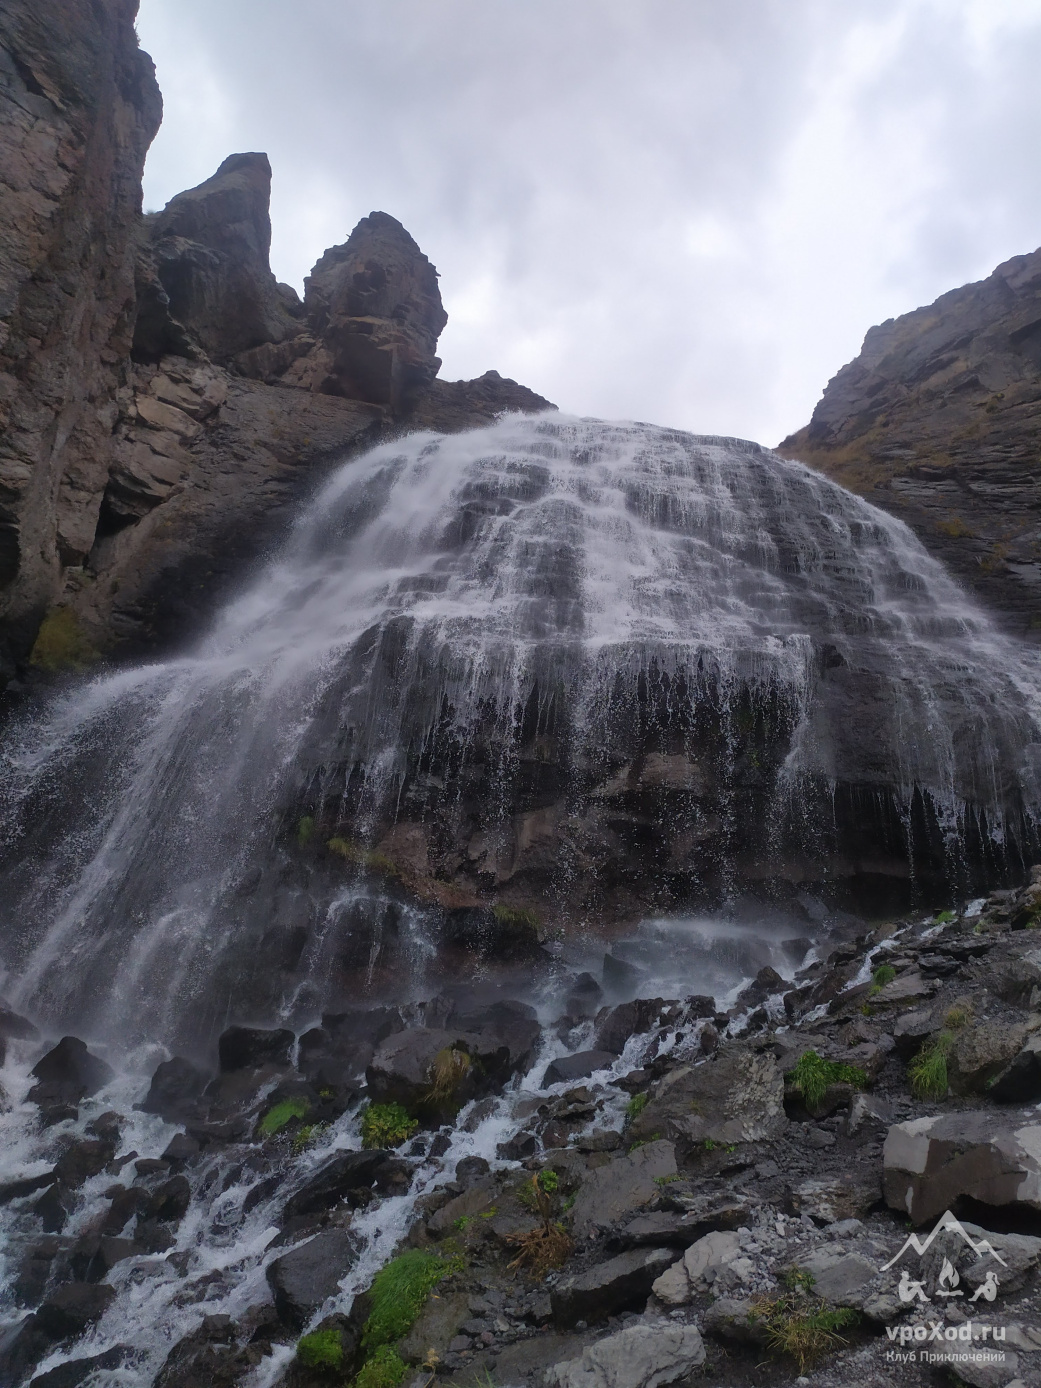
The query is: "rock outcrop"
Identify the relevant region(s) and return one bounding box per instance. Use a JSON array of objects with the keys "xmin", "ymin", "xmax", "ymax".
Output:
[
  {"xmin": 780, "ymin": 246, "xmax": 1041, "ymax": 634},
  {"xmin": 134, "ymin": 151, "xmax": 301, "ymax": 363},
  {"xmin": 0, "ymin": 0, "xmax": 162, "ymax": 661},
  {"xmin": 0, "ymin": 5, "xmax": 553, "ymax": 687}
]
